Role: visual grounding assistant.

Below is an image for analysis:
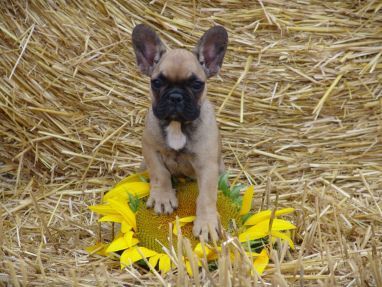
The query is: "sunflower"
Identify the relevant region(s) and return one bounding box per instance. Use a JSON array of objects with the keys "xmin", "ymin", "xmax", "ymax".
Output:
[{"xmin": 87, "ymin": 172, "xmax": 296, "ymax": 275}]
